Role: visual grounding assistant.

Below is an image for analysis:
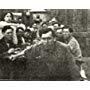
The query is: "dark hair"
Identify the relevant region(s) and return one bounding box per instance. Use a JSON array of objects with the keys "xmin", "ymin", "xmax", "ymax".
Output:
[
  {"xmin": 25, "ymin": 29, "xmax": 31, "ymax": 33},
  {"xmin": 16, "ymin": 27, "xmax": 24, "ymax": 33},
  {"xmin": 41, "ymin": 21, "xmax": 48, "ymax": 26},
  {"xmin": 2, "ymin": 25, "xmax": 13, "ymax": 33},
  {"xmin": 39, "ymin": 28, "xmax": 56, "ymax": 37},
  {"xmin": 1, "ymin": 12, "xmax": 14, "ymax": 21},
  {"xmin": 62, "ymin": 25, "xmax": 73, "ymax": 33},
  {"xmin": 53, "ymin": 22, "xmax": 60, "ymax": 26},
  {"xmin": 36, "ymin": 15, "xmax": 40, "ymax": 19}
]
